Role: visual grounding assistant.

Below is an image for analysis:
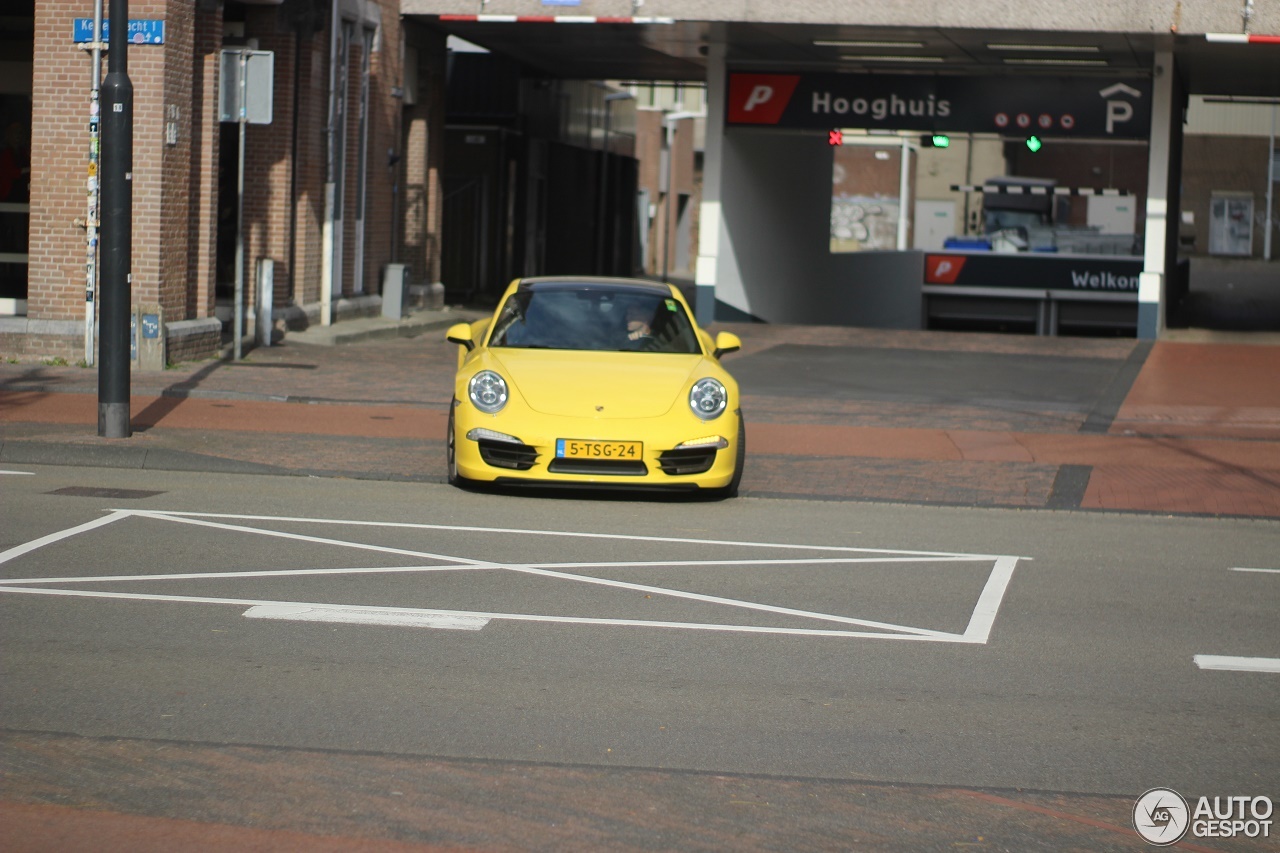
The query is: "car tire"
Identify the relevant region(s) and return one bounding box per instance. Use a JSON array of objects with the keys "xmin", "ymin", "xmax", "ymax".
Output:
[
  {"xmin": 446, "ymin": 404, "xmax": 469, "ymax": 488},
  {"xmin": 716, "ymin": 416, "xmax": 745, "ymax": 499}
]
